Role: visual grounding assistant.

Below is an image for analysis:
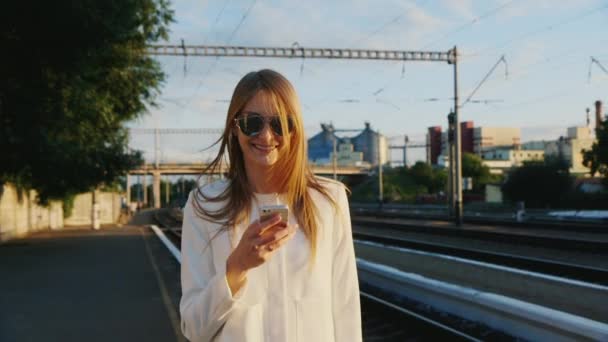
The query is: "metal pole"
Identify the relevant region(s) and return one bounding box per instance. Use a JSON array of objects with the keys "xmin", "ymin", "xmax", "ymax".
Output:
[
  {"xmin": 403, "ymin": 136, "xmax": 408, "ymax": 168},
  {"xmin": 143, "ymin": 171, "xmax": 148, "ymax": 207},
  {"xmin": 378, "ymin": 131, "xmax": 384, "ymax": 207},
  {"xmin": 453, "ymin": 46, "xmax": 463, "ymax": 226},
  {"xmin": 137, "ymin": 175, "xmax": 142, "ymax": 203},
  {"xmin": 447, "ymin": 112, "xmax": 454, "ymax": 217},
  {"xmin": 155, "ymin": 128, "xmax": 160, "ymax": 169},
  {"xmin": 332, "ymin": 136, "xmax": 337, "ymax": 180},
  {"xmin": 126, "ymin": 174, "xmax": 131, "ymax": 206},
  {"xmin": 165, "ymin": 175, "xmax": 170, "ymax": 205}
]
